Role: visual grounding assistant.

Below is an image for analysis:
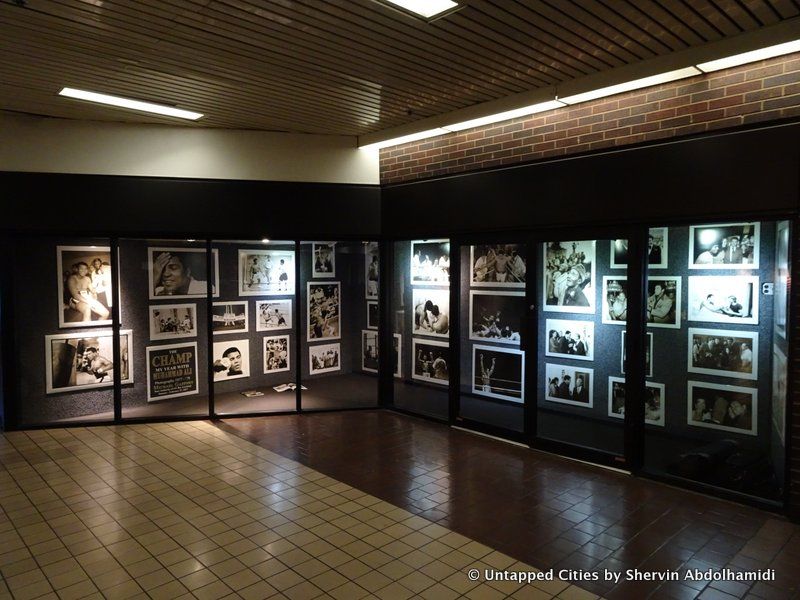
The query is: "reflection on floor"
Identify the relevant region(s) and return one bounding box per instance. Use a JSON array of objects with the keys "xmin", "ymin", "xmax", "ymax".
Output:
[
  {"xmin": 393, "ymin": 381, "xmax": 448, "ymax": 421},
  {"xmin": 300, "ymin": 373, "xmax": 379, "ymax": 411}
]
